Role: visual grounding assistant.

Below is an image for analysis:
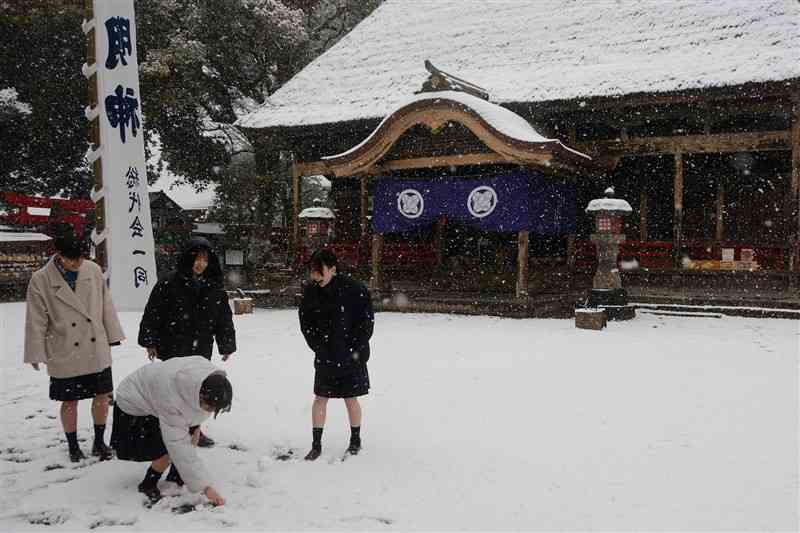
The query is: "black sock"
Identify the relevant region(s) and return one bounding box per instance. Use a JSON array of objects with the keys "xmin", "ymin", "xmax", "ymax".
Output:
[
  {"xmin": 93, "ymin": 425, "xmax": 106, "ymax": 446},
  {"xmin": 312, "ymin": 427, "xmax": 323, "ymax": 450},
  {"xmin": 65, "ymin": 432, "xmax": 79, "ymax": 452},
  {"xmin": 350, "ymin": 426, "xmax": 361, "ymax": 446},
  {"xmin": 142, "ymin": 466, "xmax": 163, "ymax": 487}
]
